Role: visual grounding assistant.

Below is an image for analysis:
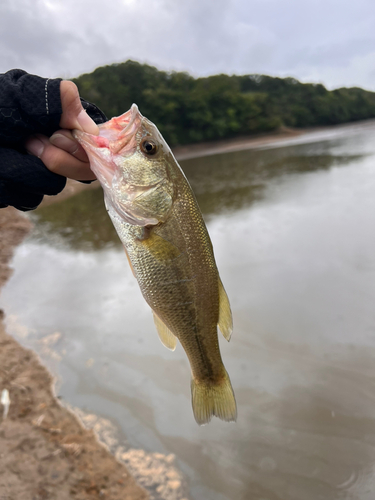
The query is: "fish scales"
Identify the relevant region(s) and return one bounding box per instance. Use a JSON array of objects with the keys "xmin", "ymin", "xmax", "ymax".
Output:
[{"xmin": 74, "ymin": 104, "xmax": 237, "ymax": 425}]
